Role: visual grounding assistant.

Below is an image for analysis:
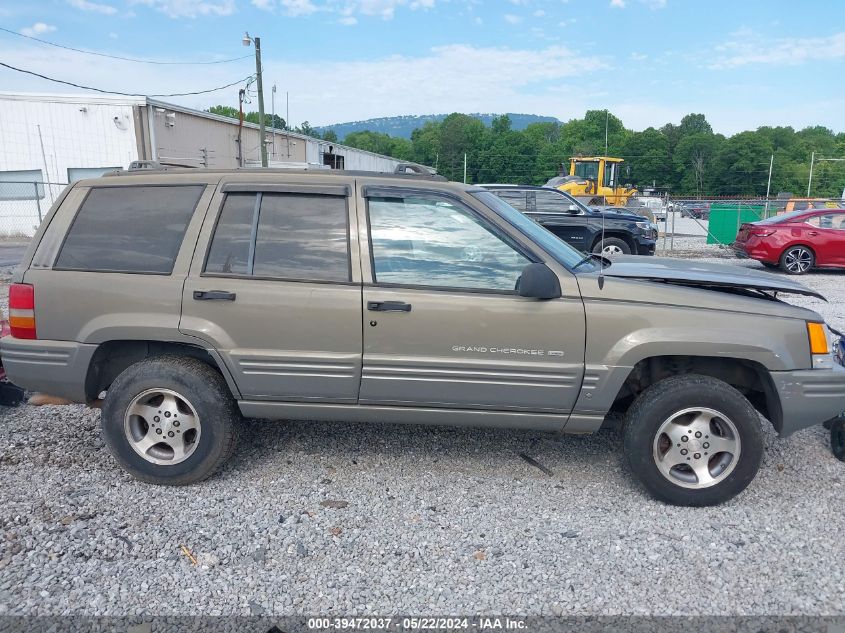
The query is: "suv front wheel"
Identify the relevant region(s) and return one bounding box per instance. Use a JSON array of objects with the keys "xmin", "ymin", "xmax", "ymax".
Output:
[
  {"xmin": 622, "ymin": 374, "xmax": 763, "ymax": 506},
  {"xmin": 101, "ymin": 356, "xmax": 240, "ymax": 485},
  {"xmin": 592, "ymin": 237, "xmax": 631, "ymax": 257}
]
